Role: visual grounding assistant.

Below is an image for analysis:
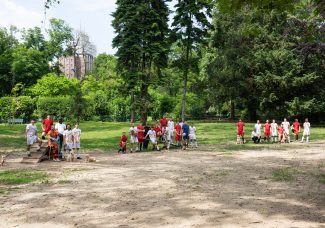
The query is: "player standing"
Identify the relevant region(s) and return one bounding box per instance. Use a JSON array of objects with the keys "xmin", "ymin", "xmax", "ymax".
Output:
[
  {"xmin": 270, "ymin": 119, "xmax": 278, "ymax": 143},
  {"xmin": 300, "ymin": 118, "xmax": 311, "ymax": 143},
  {"xmin": 236, "ymin": 119, "xmax": 245, "ymax": 144},
  {"xmin": 263, "ymin": 120, "xmax": 271, "ymax": 143},
  {"xmin": 189, "ymin": 123, "xmax": 198, "ymax": 148},
  {"xmin": 145, "ymin": 126, "xmax": 160, "ymax": 151},
  {"xmin": 278, "ymin": 124, "xmax": 285, "ymax": 143},
  {"xmin": 25, "ymin": 119, "xmax": 42, "ymax": 157},
  {"xmin": 166, "ymin": 117, "xmax": 175, "ymax": 150},
  {"xmin": 182, "ymin": 121, "xmax": 190, "ymax": 150},
  {"xmin": 282, "ymin": 118, "xmax": 291, "ymax": 143},
  {"xmin": 42, "ymin": 115, "xmax": 53, "ymax": 139},
  {"xmin": 254, "ymin": 120, "xmax": 262, "ymax": 140},
  {"xmin": 137, "ymin": 122, "xmax": 145, "ymax": 151},
  {"xmin": 129, "ymin": 123, "xmax": 138, "ymax": 153},
  {"xmin": 174, "ymin": 121, "xmax": 182, "ymax": 147},
  {"xmin": 292, "ymin": 119, "xmax": 301, "ymax": 142}
]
